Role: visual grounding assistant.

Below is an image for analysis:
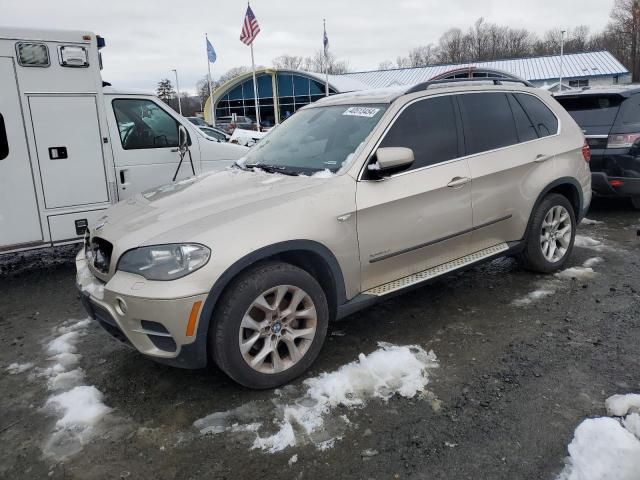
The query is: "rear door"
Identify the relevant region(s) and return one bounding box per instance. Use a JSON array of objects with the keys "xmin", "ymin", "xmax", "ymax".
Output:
[
  {"xmin": 459, "ymin": 91, "xmax": 560, "ymax": 249},
  {"xmin": 107, "ymin": 96, "xmax": 199, "ymax": 199},
  {"xmin": 0, "ymin": 57, "xmax": 43, "ymax": 248},
  {"xmin": 29, "ymin": 96, "xmax": 109, "ymax": 208}
]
